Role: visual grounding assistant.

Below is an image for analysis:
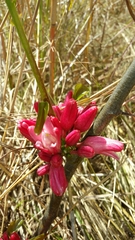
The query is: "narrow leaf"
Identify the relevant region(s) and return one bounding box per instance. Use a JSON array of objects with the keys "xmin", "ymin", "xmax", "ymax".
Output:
[
  {"xmin": 73, "ymin": 83, "xmax": 90, "ymax": 100},
  {"xmin": 34, "ymin": 102, "xmax": 49, "ymax": 134},
  {"xmin": 7, "ymin": 219, "xmax": 23, "ymax": 235}
]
